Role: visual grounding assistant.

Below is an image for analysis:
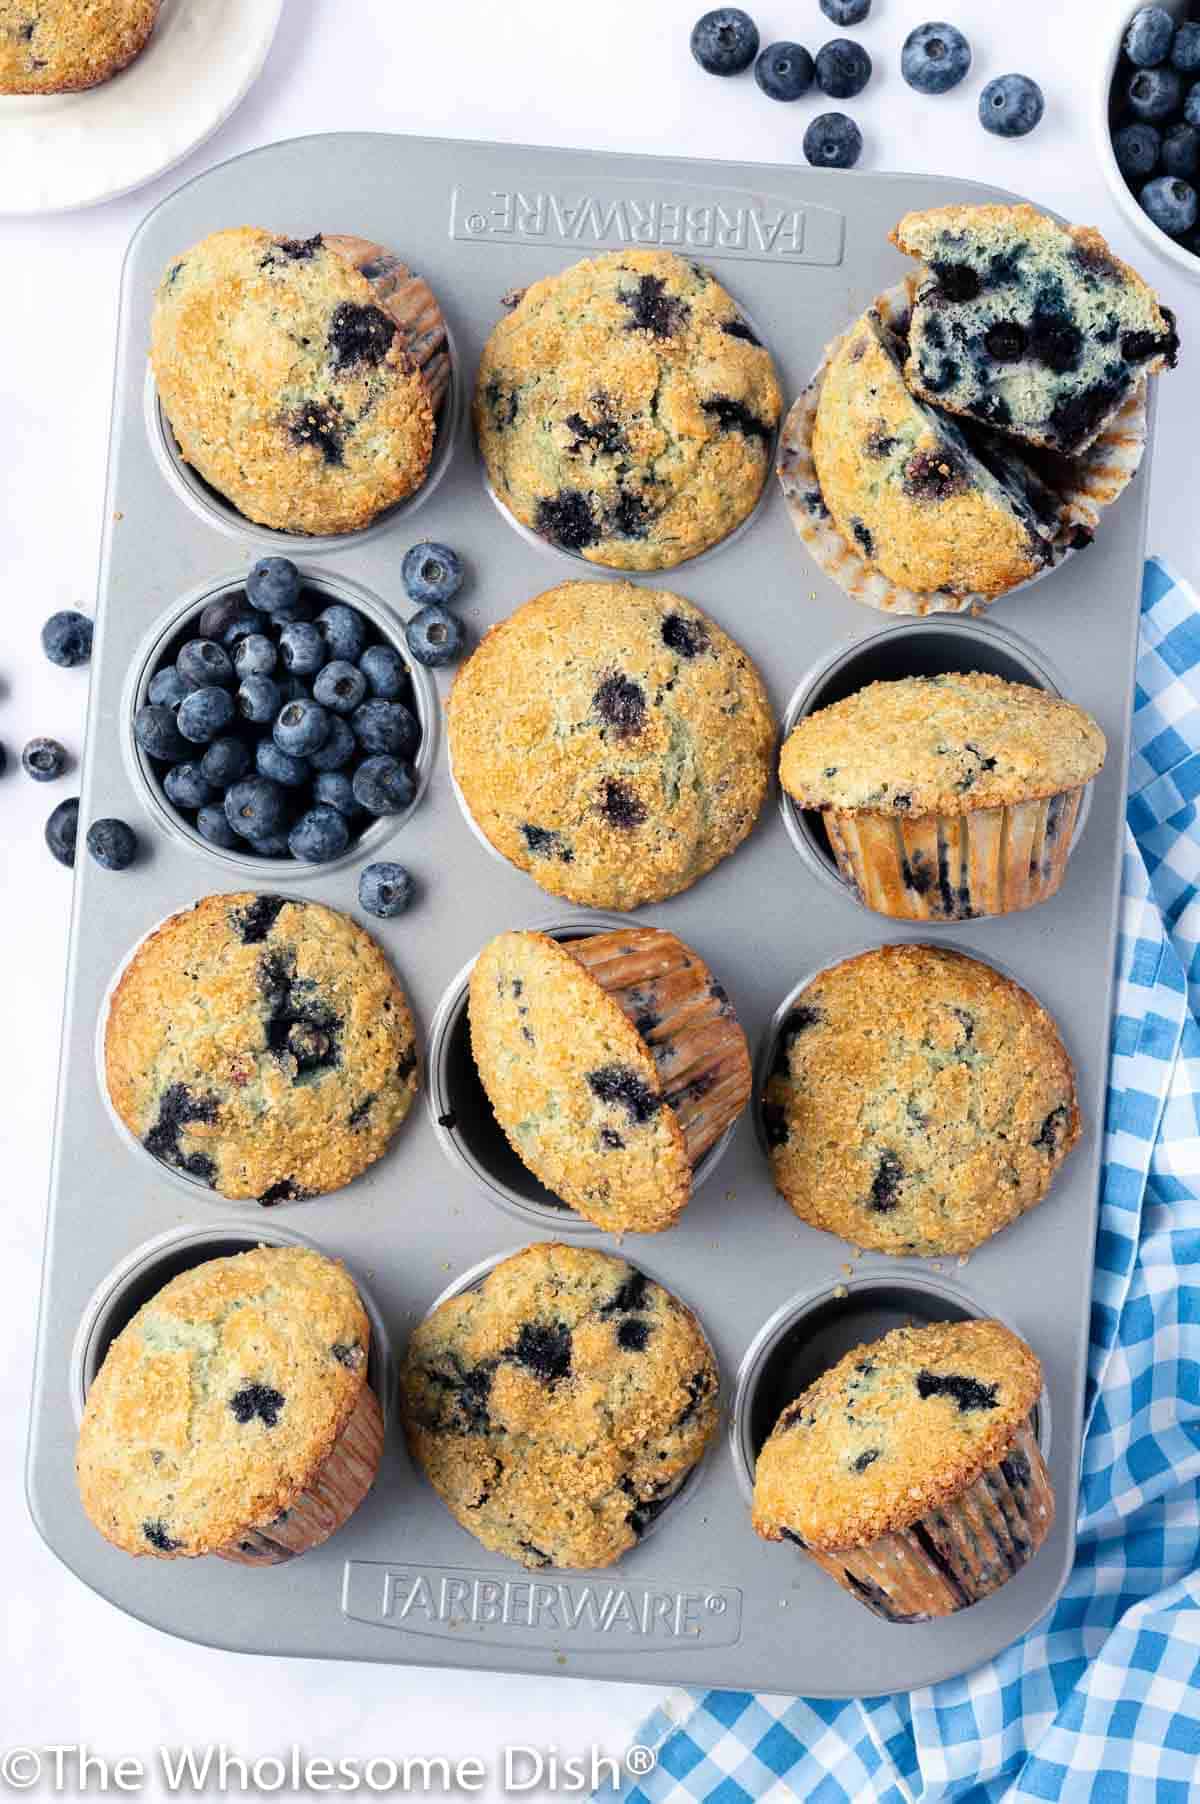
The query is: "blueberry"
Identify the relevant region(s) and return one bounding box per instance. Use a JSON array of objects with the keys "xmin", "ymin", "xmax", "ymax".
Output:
[
  {"xmin": 225, "ymin": 776, "xmax": 289, "ymax": 841},
  {"xmin": 401, "ymin": 541, "xmax": 464, "ymax": 607},
  {"xmin": 316, "ymin": 603, "xmax": 368, "ymax": 663},
  {"xmin": 359, "ymin": 643, "xmax": 410, "ymax": 699},
  {"xmin": 237, "ymin": 675, "xmax": 283, "ymax": 725},
  {"xmin": 278, "ymin": 621, "xmax": 326, "ymax": 676},
  {"xmin": 86, "ymin": 818, "xmax": 137, "ymax": 871},
  {"xmin": 42, "ymin": 610, "xmax": 92, "ymax": 668},
  {"xmin": 219, "ymin": 609, "xmax": 269, "ymax": 651},
  {"xmin": 307, "ymin": 715, "xmax": 357, "ymax": 772},
  {"xmin": 196, "ymin": 803, "xmax": 242, "ymax": 851},
  {"xmin": 277, "ymin": 674, "xmax": 311, "ymax": 705},
  {"xmin": 803, "ymin": 111, "xmax": 863, "ymax": 167},
  {"xmin": 133, "ymin": 703, "xmax": 189, "ymax": 762},
  {"xmin": 980, "ymin": 73, "xmax": 1045, "ymax": 136},
  {"xmin": 754, "ymin": 41, "xmax": 814, "ymax": 100},
  {"xmin": 690, "ymin": 7, "xmax": 759, "ymax": 75},
  {"xmin": 246, "ymin": 556, "xmax": 301, "ymax": 614},
  {"xmin": 270, "ymin": 595, "xmax": 316, "ymax": 625},
  {"xmin": 1186, "ymin": 82, "xmax": 1200, "ymax": 127},
  {"xmin": 1140, "ymin": 174, "xmax": 1199, "ymax": 233},
  {"xmin": 288, "ymin": 805, "xmax": 350, "ymax": 864},
  {"xmin": 45, "ymin": 797, "xmax": 79, "ymax": 866},
  {"xmin": 352, "ymin": 755, "xmax": 416, "ymax": 815},
  {"xmin": 176, "ymin": 639, "xmax": 235, "ymax": 691},
  {"xmin": 1126, "ymin": 65, "xmax": 1180, "ymax": 121},
  {"xmin": 148, "ymin": 666, "xmax": 190, "ymax": 710},
  {"xmin": 901, "ymin": 21, "xmax": 971, "ymax": 94},
  {"xmin": 274, "ymin": 697, "xmax": 331, "ymax": 756},
  {"xmin": 351, "ymin": 698, "xmax": 420, "ymax": 756},
  {"xmin": 821, "ymin": 0, "xmax": 869, "ymax": 22},
  {"xmin": 406, "ymin": 605, "xmax": 464, "ymax": 668},
  {"xmin": 359, "ymin": 862, "xmax": 415, "ymax": 918},
  {"xmin": 1114, "ymin": 120, "xmax": 1162, "ymax": 178},
  {"xmin": 1125, "ymin": 6, "xmax": 1175, "ymax": 66},
  {"xmin": 815, "ymin": 37, "xmax": 871, "ymax": 98},
  {"xmin": 198, "ymin": 594, "xmax": 249, "ymax": 641},
  {"xmin": 233, "ymin": 634, "xmax": 277, "ymax": 678},
  {"xmin": 178, "ymin": 685, "xmax": 236, "ymax": 744},
  {"xmin": 1162, "ymin": 121, "xmax": 1200, "ymax": 177},
  {"xmin": 1173, "ymin": 22, "xmax": 1200, "ymax": 72},
  {"xmin": 256, "ymin": 739, "xmax": 311, "ymax": 788},
  {"xmin": 200, "ymin": 736, "xmax": 250, "ymax": 787},
  {"xmin": 313, "ymin": 770, "xmax": 360, "ymax": 816},
  {"xmin": 245, "ymin": 831, "xmax": 291, "ymax": 858},
  {"xmin": 164, "ymin": 762, "xmax": 216, "ymax": 809},
  {"xmin": 22, "ymin": 737, "xmax": 67, "ymax": 782},
  {"xmin": 313, "ymin": 660, "xmax": 367, "ymax": 714}
]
